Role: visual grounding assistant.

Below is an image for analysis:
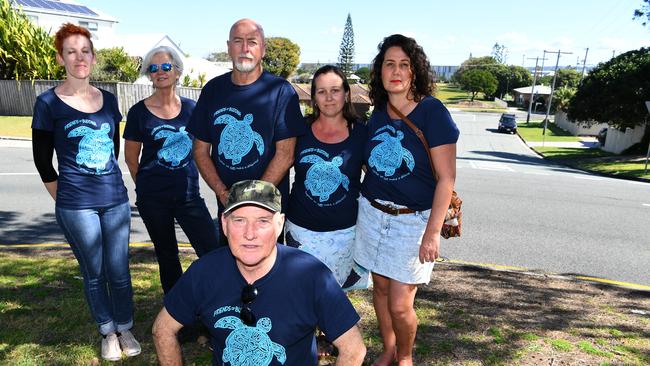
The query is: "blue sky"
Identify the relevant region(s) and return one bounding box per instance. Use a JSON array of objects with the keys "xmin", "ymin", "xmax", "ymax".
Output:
[{"xmin": 82, "ymin": 0, "xmax": 648, "ymax": 68}]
